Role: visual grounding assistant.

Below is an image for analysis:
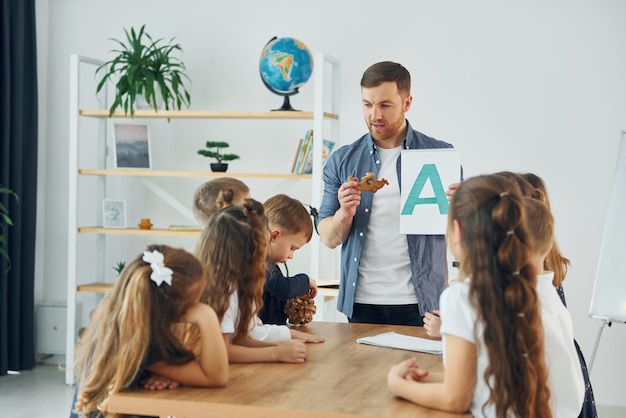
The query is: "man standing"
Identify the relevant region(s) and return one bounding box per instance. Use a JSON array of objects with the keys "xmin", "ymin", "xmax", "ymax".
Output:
[{"xmin": 318, "ymin": 61, "xmax": 455, "ymax": 325}]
